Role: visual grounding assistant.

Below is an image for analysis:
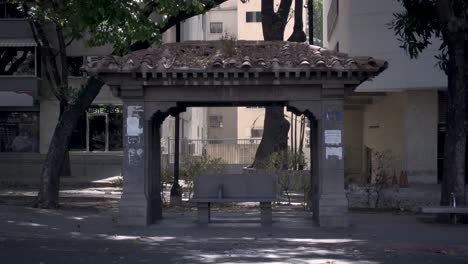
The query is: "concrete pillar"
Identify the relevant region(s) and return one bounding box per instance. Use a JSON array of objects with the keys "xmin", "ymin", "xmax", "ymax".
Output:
[
  {"xmin": 119, "ymin": 103, "xmax": 162, "ymax": 226},
  {"xmin": 197, "ymin": 203, "xmax": 211, "ymax": 224},
  {"xmin": 171, "ymin": 114, "xmax": 182, "ymax": 204},
  {"xmin": 260, "ymin": 202, "xmax": 273, "ymax": 226},
  {"xmin": 315, "ymin": 100, "xmax": 349, "ymax": 227},
  {"xmin": 289, "ymin": 99, "xmax": 349, "ymax": 227}
]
